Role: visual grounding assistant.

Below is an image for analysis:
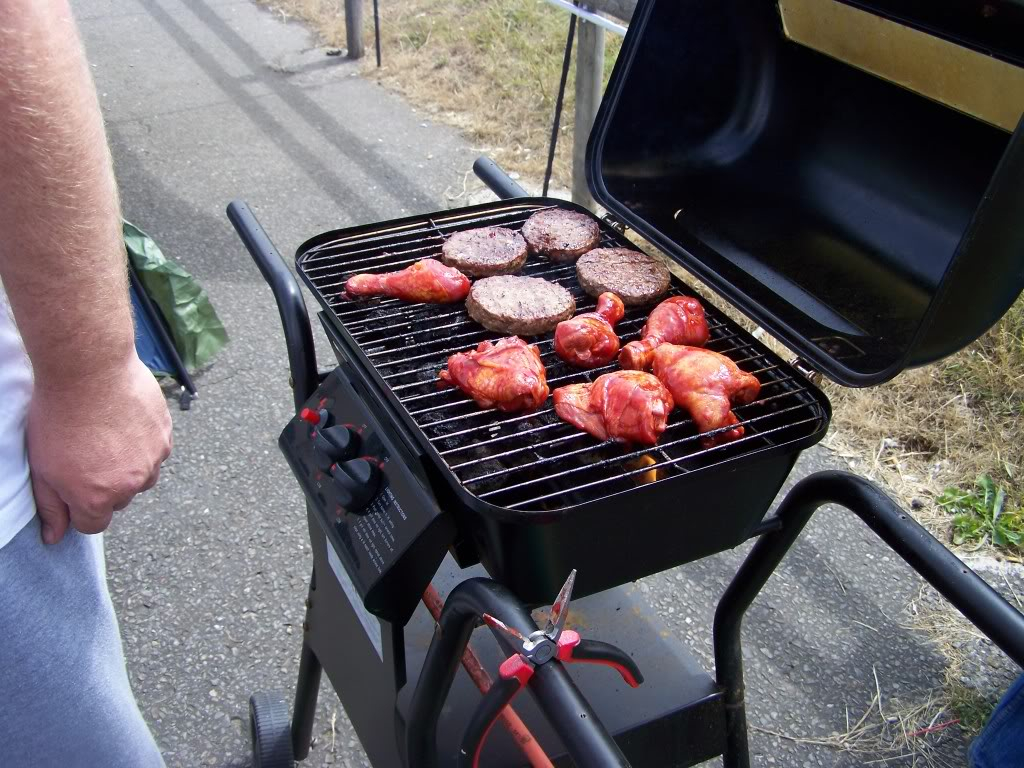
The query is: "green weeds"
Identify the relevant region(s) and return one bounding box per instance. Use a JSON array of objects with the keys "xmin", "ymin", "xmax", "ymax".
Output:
[{"xmin": 939, "ymin": 475, "xmax": 1024, "ymax": 553}]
